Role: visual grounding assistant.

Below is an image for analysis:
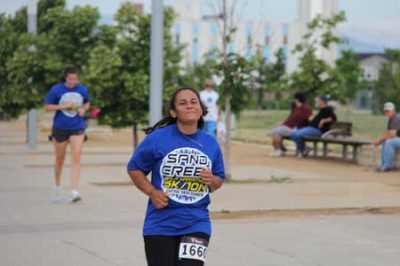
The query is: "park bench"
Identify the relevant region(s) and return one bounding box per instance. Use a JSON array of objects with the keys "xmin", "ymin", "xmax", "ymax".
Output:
[{"xmin": 282, "ymin": 122, "xmax": 372, "ymax": 163}]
